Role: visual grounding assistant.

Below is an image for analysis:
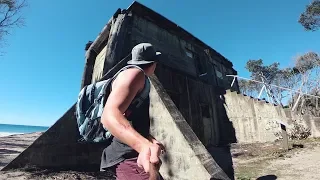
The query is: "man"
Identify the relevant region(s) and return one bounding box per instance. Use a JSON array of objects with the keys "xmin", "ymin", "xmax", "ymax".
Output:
[{"xmin": 100, "ymin": 43, "xmax": 165, "ymax": 179}]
